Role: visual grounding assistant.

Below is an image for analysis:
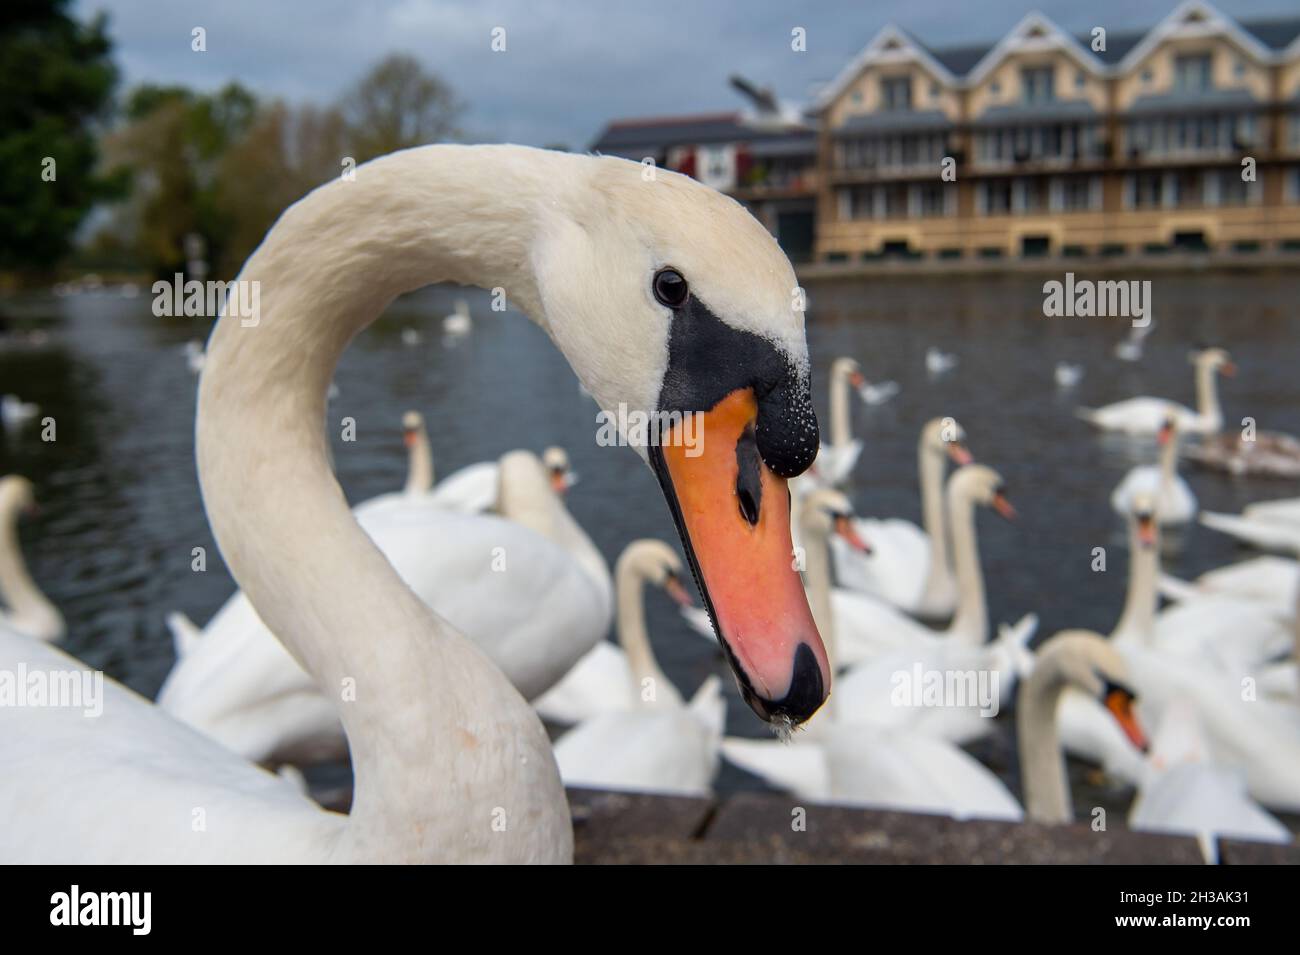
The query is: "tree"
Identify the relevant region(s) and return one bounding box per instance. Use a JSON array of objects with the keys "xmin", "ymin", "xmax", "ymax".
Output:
[
  {"xmin": 341, "ymin": 54, "xmax": 461, "ymax": 162},
  {"xmin": 0, "ymin": 0, "xmax": 118, "ymax": 275},
  {"xmin": 101, "ymin": 82, "xmax": 258, "ymax": 277}
]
